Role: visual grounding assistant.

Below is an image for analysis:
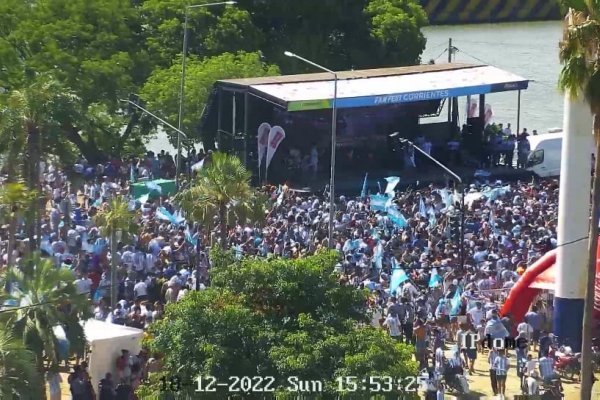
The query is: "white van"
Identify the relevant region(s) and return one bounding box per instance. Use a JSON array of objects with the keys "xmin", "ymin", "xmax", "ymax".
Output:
[
  {"xmin": 526, "ymin": 130, "xmax": 595, "ymax": 177},
  {"xmin": 526, "ymin": 132, "xmax": 563, "ymax": 177}
]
